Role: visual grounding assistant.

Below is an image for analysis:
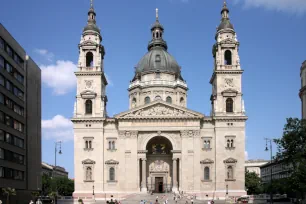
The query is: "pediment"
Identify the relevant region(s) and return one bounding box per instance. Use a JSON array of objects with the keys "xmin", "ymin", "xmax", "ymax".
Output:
[
  {"xmin": 82, "ymin": 159, "xmax": 95, "ymax": 164},
  {"xmin": 80, "ymin": 90, "xmax": 97, "ymax": 99},
  {"xmin": 200, "ymin": 159, "xmax": 214, "ymax": 164},
  {"xmin": 222, "ymin": 88, "xmax": 238, "ymax": 97},
  {"xmin": 105, "ymin": 159, "xmax": 119, "ymax": 165},
  {"xmin": 115, "ymin": 101, "xmax": 204, "ymax": 119},
  {"xmin": 224, "ymin": 157, "xmax": 237, "ymax": 164},
  {"xmin": 220, "ymin": 38, "xmax": 237, "ymax": 45},
  {"xmin": 81, "ymin": 40, "xmax": 97, "ymax": 46}
]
